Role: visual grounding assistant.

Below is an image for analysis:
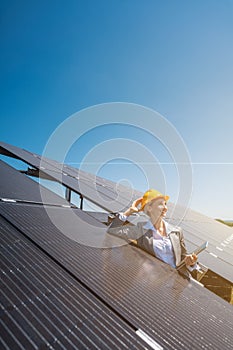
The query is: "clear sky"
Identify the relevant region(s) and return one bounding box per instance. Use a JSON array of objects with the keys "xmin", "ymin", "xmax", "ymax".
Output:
[{"xmin": 1, "ymin": 0, "xmax": 233, "ymax": 219}]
